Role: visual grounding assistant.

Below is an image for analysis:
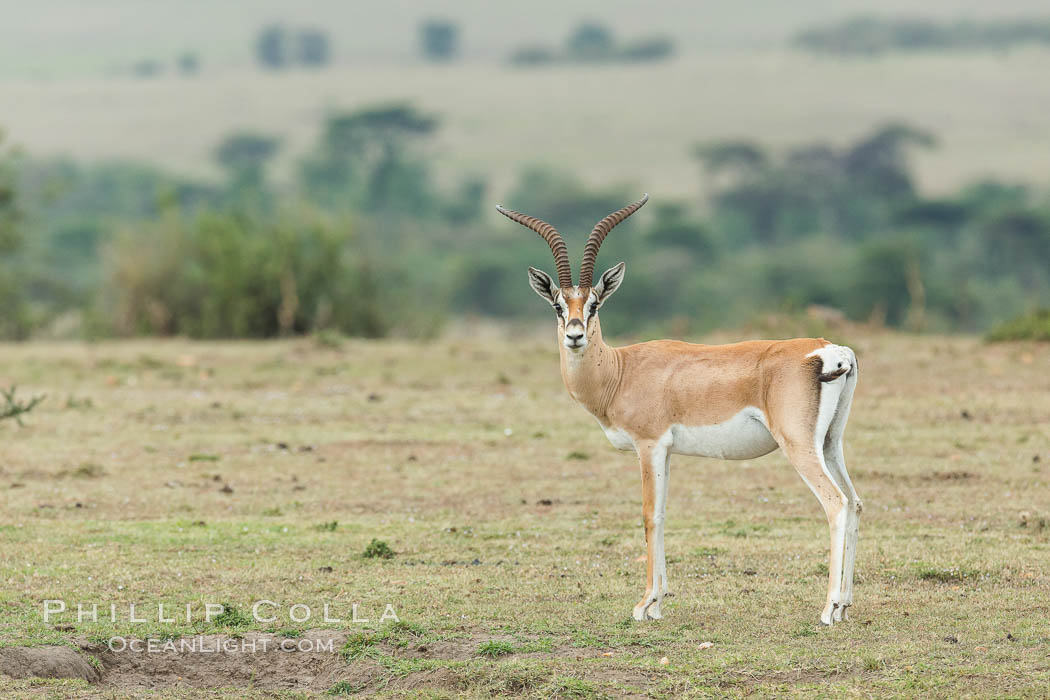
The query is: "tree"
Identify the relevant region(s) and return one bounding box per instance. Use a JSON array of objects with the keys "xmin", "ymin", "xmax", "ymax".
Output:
[
  {"xmin": 178, "ymin": 52, "xmax": 200, "ymax": 75},
  {"xmin": 256, "ymin": 25, "xmax": 287, "ymax": 70},
  {"xmin": 620, "ymin": 36, "xmax": 675, "ymax": 62},
  {"xmin": 566, "ymin": 22, "xmax": 615, "ymax": 61},
  {"xmin": 420, "ymin": 20, "xmax": 459, "ymax": 62},
  {"xmin": 297, "ymin": 29, "xmax": 331, "ymax": 67},
  {"xmin": 0, "ymin": 129, "xmax": 29, "ymax": 339},
  {"xmin": 300, "ymin": 104, "xmax": 439, "ymax": 214},
  {"xmin": 214, "ymin": 133, "xmax": 280, "ymax": 201},
  {"xmin": 694, "ymin": 140, "xmax": 767, "ymax": 182},
  {"xmin": 843, "ymin": 123, "xmax": 936, "ymax": 200}
]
